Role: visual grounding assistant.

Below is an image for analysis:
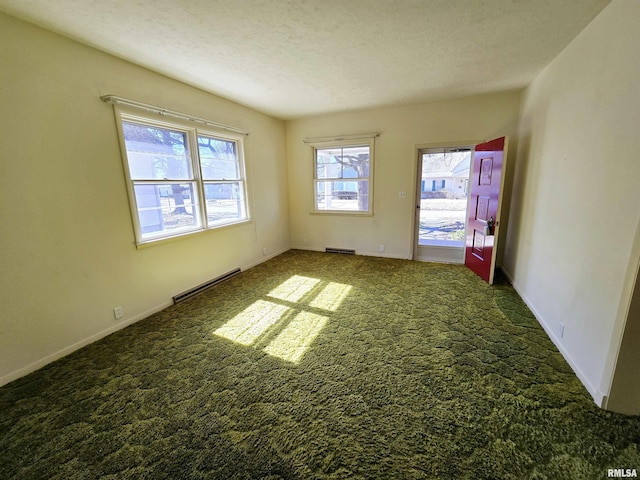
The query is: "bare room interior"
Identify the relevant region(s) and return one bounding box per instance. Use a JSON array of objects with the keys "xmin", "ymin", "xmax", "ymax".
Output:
[{"xmin": 1, "ymin": 0, "xmax": 639, "ymax": 478}]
